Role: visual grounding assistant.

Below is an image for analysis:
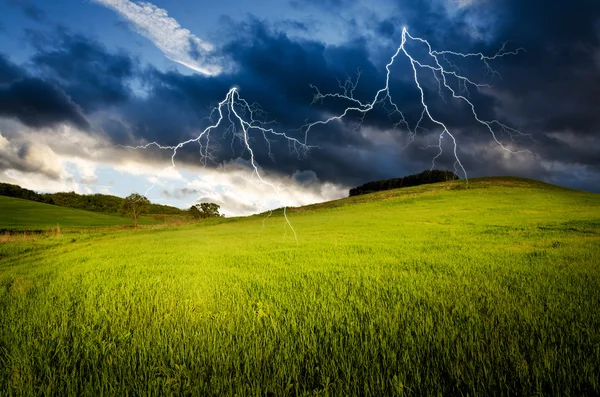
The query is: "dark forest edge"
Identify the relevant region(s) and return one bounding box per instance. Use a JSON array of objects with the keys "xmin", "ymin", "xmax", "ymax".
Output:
[{"xmin": 349, "ymin": 170, "xmax": 459, "ymax": 196}]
